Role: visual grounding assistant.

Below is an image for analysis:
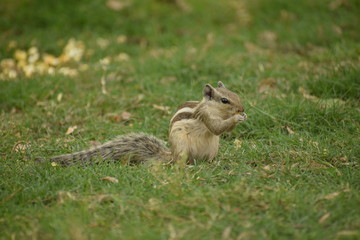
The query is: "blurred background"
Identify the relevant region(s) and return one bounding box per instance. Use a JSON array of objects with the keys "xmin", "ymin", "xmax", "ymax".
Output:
[{"xmin": 1, "ymin": 0, "xmax": 359, "ymax": 66}]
